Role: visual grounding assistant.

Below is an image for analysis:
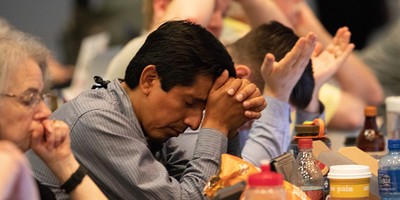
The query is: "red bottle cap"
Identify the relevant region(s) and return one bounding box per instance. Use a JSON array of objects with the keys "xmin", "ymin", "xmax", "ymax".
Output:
[
  {"xmin": 298, "ymin": 138, "xmax": 313, "ymax": 149},
  {"xmin": 248, "ymin": 162, "xmax": 283, "ymax": 186}
]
